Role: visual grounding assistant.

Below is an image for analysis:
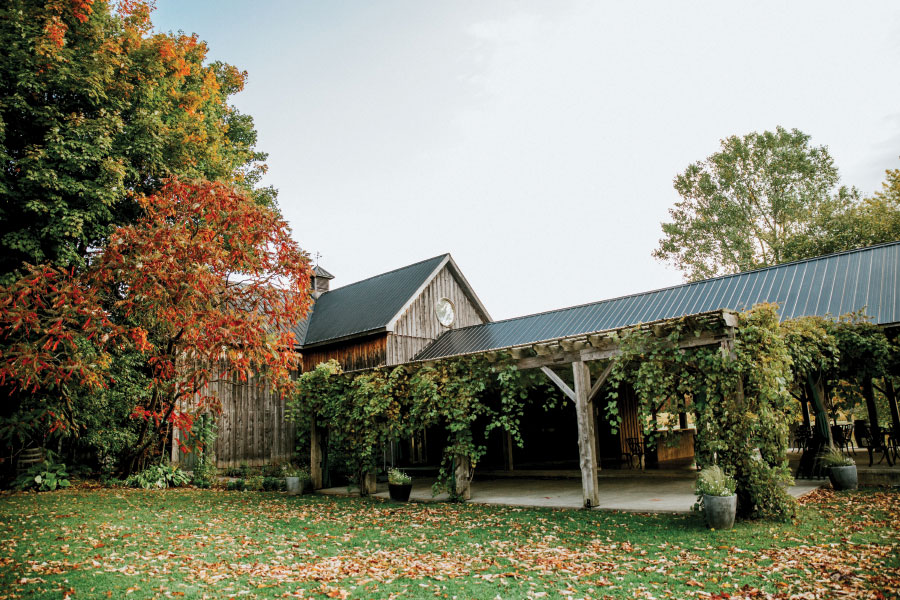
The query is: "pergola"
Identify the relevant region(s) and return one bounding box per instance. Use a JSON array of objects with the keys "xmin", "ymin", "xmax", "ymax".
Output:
[{"xmin": 411, "ymin": 242, "xmax": 900, "ymax": 506}]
